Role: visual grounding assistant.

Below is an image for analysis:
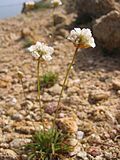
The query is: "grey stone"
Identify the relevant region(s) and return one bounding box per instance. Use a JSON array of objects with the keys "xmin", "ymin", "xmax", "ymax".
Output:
[
  {"xmin": 0, "ymin": 149, "xmax": 18, "ymax": 160},
  {"xmin": 10, "ymin": 138, "xmax": 31, "ymax": 149},
  {"xmin": 93, "ymin": 10, "xmax": 120, "ymax": 52}
]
